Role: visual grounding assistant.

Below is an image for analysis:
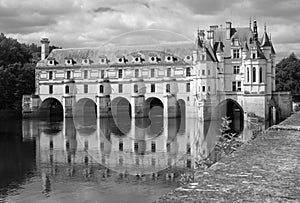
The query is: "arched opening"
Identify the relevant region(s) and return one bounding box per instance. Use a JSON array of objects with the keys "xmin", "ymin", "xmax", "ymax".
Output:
[
  {"xmin": 177, "ymin": 99, "xmax": 186, "ymax": 134},
  {"xmin": 218, "ymin": 99, "xmax": 244, "ymax": 134},
  {"xmin": 110, "ymin": 97, "xmax": 132, "ymax": 136},
  {"xmin": 99, "ymin": 85, "xmax": 104, "ymax": 93},
  {"xmin": 252, "ymin": 67, "xmax": 256, "ymax": 82},
  {"xmin": 74, "ymin": 98, "xmax": 97, "ymax": 127},
  {"xmin": 40, "ymin": 98, "xmax": 63, "ymax": 120},
  {"xmin": 65, "ymin": 85, "xmax": 69, "ymax": 94},
  {"xmin": 145, "ymin": 97, "xmax": 164, "ymax": 137}
]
